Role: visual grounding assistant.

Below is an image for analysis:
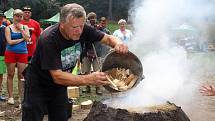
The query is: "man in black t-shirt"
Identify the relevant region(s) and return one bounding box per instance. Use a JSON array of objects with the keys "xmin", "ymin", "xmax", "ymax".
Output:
[{"xmin": 22, "ymin": 3, "xmax": 128, "ymax": 121}]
